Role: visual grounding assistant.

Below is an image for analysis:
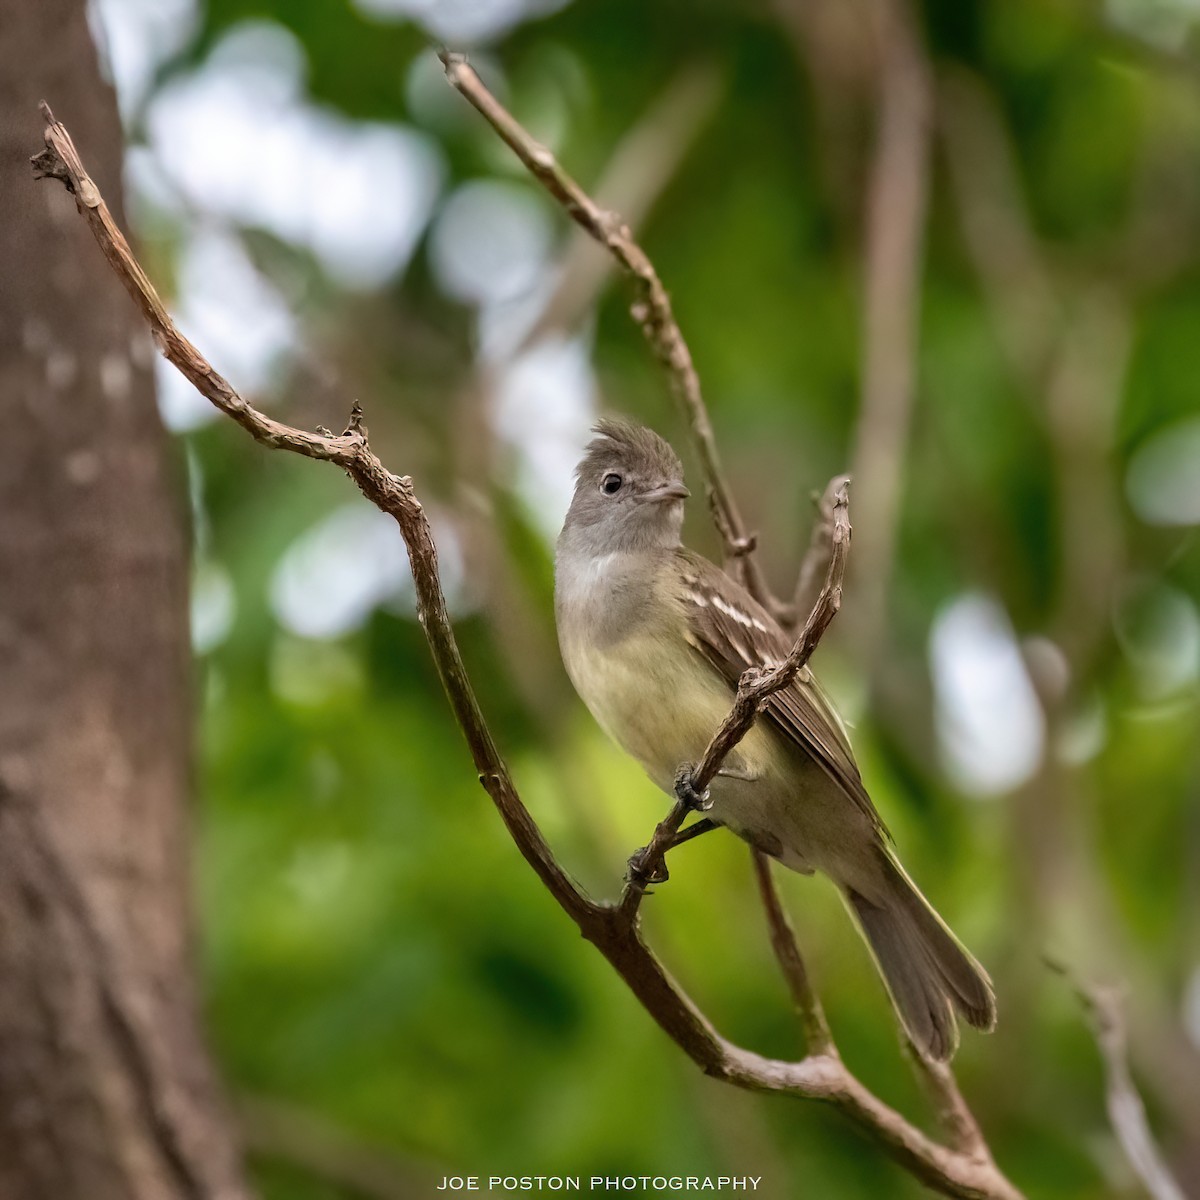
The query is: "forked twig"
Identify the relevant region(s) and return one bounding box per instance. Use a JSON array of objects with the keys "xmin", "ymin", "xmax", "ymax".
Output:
[
  {"xmin": 1049, "ymin": 961, "xmax": 1186, "ymax": 1200},
  {"xmin": 31, "ymin": 100, "xmax": 1022, "ymax": 1200}
]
